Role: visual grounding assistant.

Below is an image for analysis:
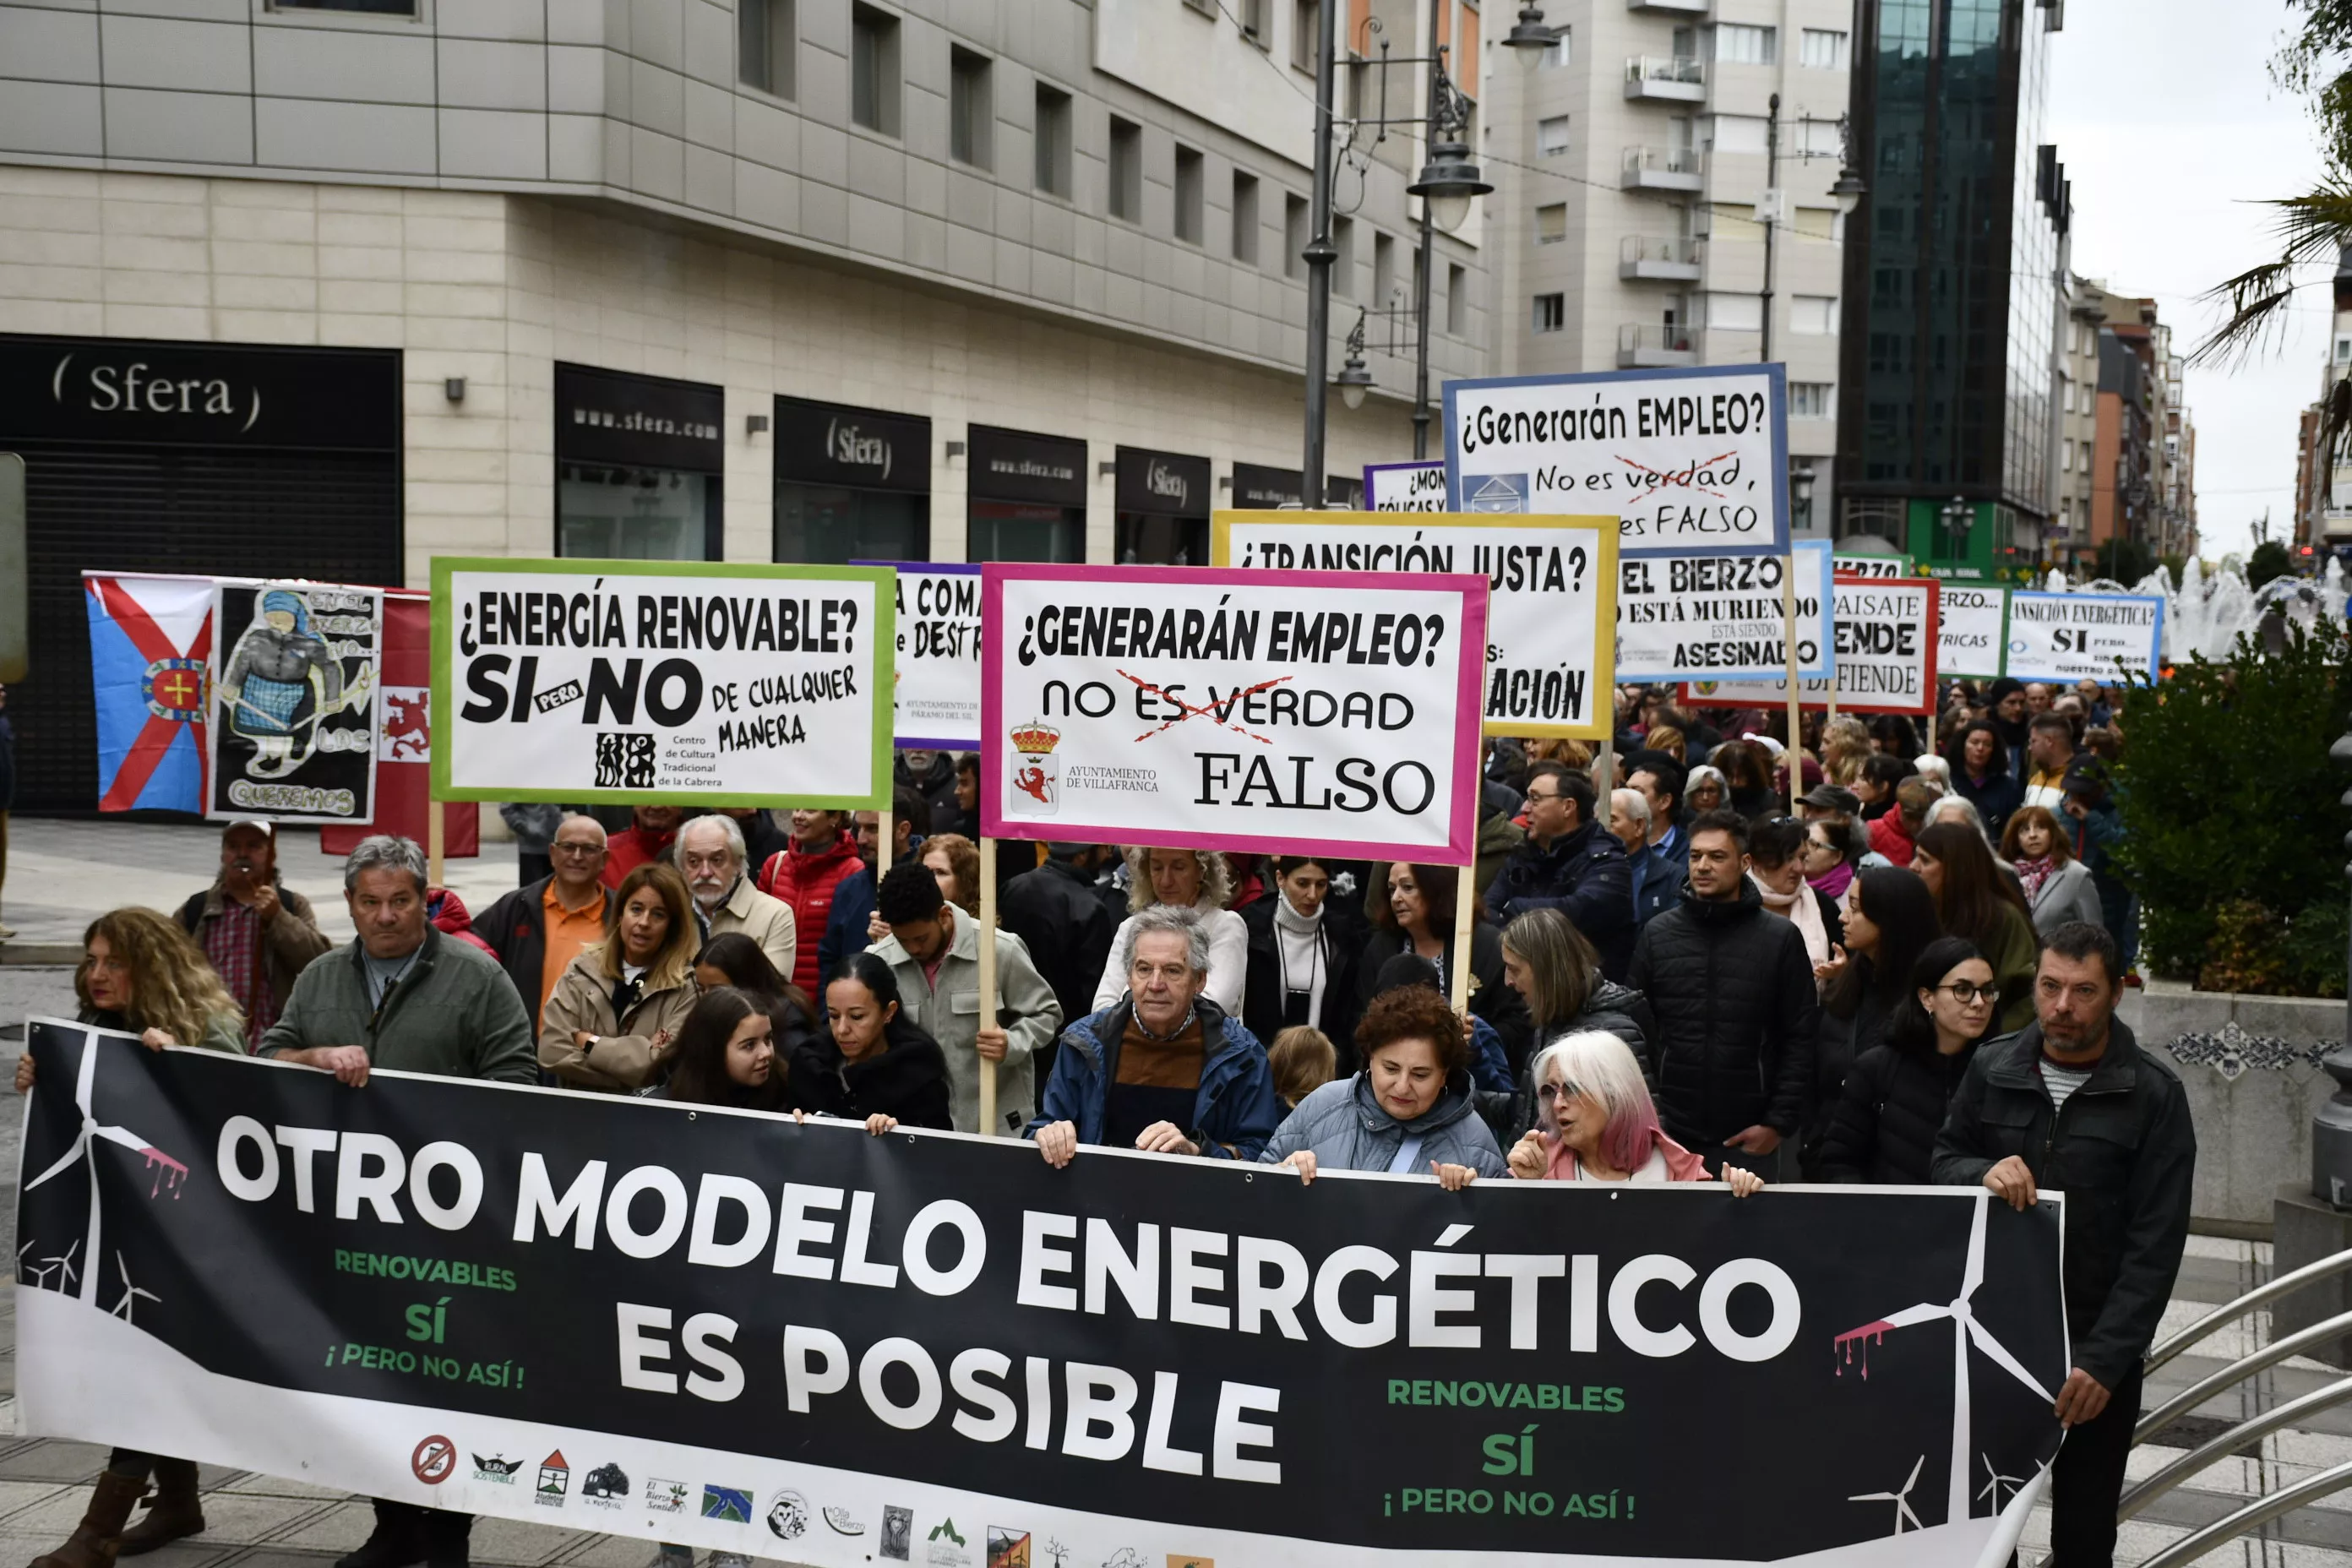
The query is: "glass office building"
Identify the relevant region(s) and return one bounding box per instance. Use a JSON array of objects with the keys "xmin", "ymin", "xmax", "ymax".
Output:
[{"xmin": 1836, "ymin": 0, "xmax": 2064, "ymax": 577}]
